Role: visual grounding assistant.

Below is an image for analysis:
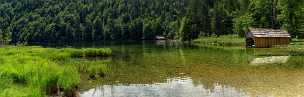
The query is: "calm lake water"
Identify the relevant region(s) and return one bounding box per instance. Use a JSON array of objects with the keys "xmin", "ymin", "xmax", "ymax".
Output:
[{"xmin": 59, "ymin": 41, "xmax": 304, "ymax": 97}]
